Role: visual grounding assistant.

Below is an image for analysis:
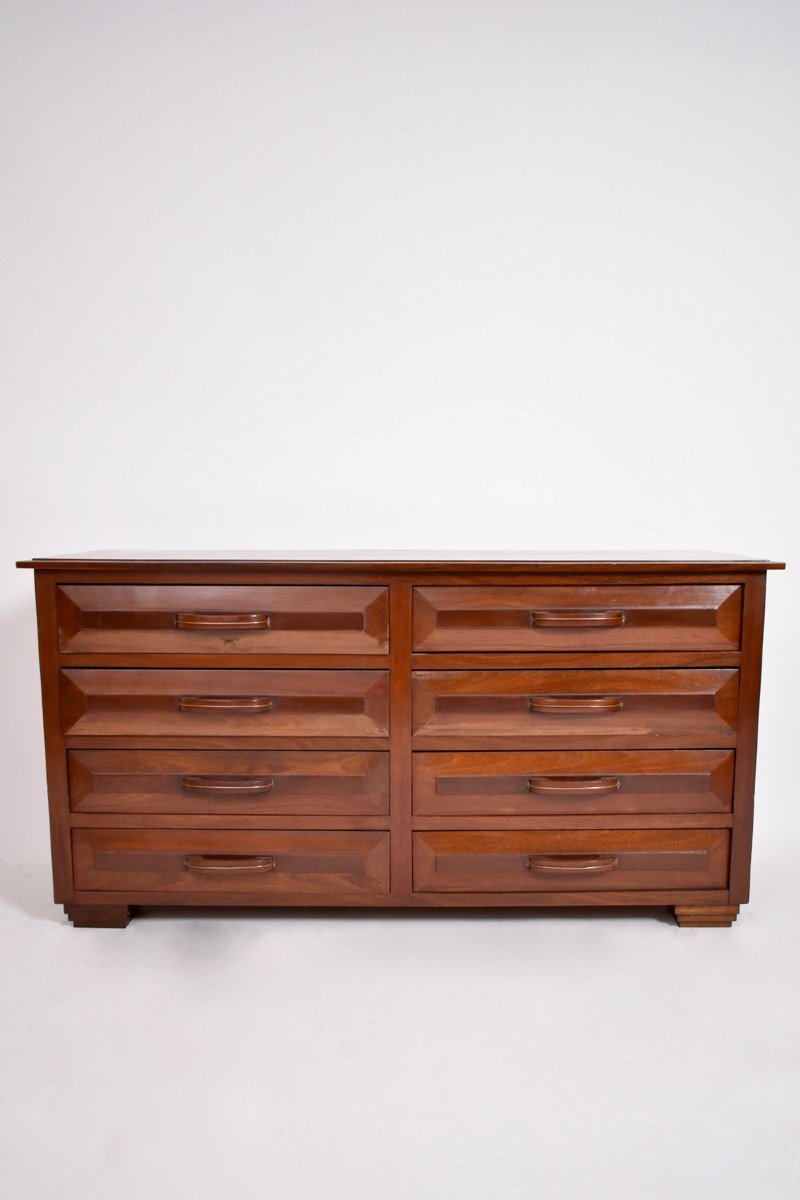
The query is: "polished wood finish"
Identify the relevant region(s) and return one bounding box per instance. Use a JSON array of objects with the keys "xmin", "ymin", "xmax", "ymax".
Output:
[
  {"xmin": 413, "ymin": 829, "xmax": 730, "ymax": 892},
  {"xmin": 414, "ymin": 584, "xmax": 742, "ymax": 651},
  {"xmin": 73, "ymin": 829, "xmax": 391, "ymax": 895},
  {"xmin": 57, "ymin": 584, "xmax": 389, "ymax": 655},
  {"xmin": 65, "ymin": 903, "xmax": 136, "ymax": 928},
  {"xmin": 59, "ymin": 668, "xmax": 390, "ymax": 739},
  {"xmin": 412, "ymin": 669, "xmax": 738, "ymax": 747},
  {"xmin": 18, "ymin": 554, "xmax": 782, "ymax": 927},
  {"xmin": 68, "ymin": 749, "xmax": 390, "ymax": 815},
  {"xmin": 413, "ymin": 750, "xmax": 734, "ymax": 816},
  {"xmin": 673, "ymin": 904, "xmax": 740, "ymax": 927}
]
